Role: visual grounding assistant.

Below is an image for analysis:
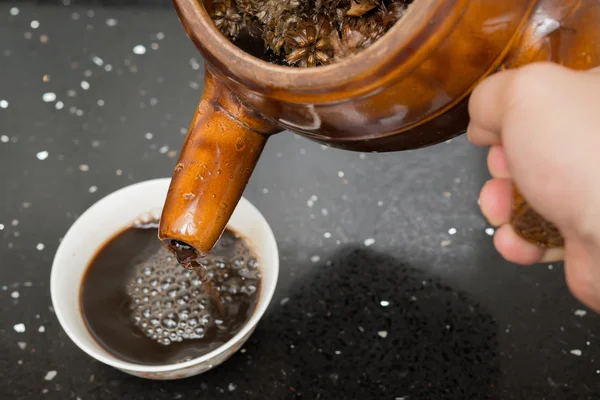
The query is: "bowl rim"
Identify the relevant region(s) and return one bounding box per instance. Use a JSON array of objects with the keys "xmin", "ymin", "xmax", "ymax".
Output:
[{"xmin": 50, "ymin": 178, "xmax": 279, "ymax": 373}]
